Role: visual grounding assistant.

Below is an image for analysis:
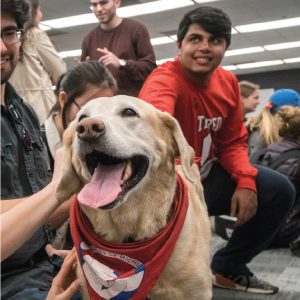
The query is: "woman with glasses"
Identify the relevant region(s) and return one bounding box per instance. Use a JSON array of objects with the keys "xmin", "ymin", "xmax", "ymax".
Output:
[
  {"xmin": 10, "ymin": 0, "xmax": 66, "ymax": 124},
  {"xmin": 41, "ymin": 61, "xmax": 117, "ymax": 256},
  {"xmin": 43, "ymin": 61, "xmax": 118, "ymax": 174}
]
